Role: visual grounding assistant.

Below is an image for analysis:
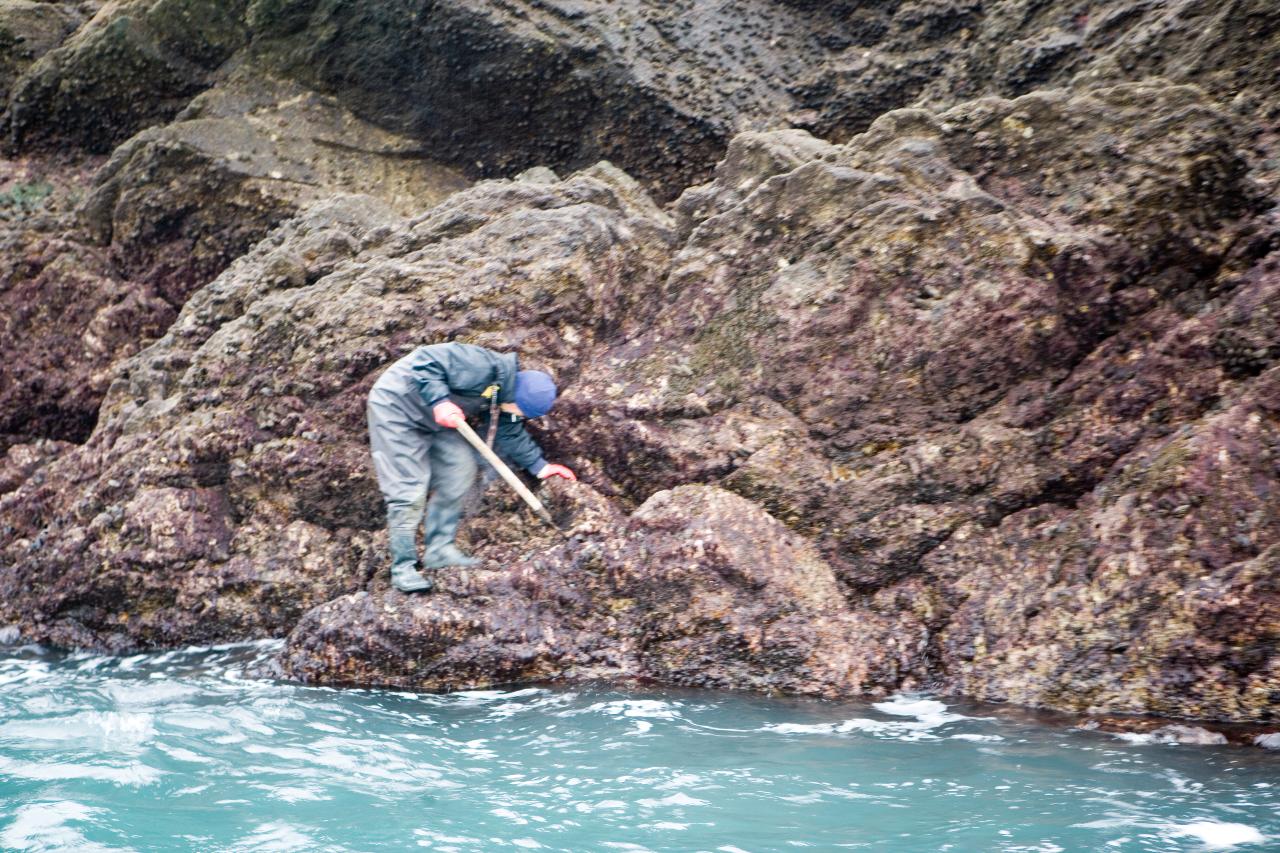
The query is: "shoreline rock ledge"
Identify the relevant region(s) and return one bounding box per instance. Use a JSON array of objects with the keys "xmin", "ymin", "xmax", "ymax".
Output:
[
  {"xmin": 280, "ymin": 482, "xmax": 920, "ymax": 699},
  {"xmin": 0, "ymin": 1, "xmax": 1278, "ymax": 730}
]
